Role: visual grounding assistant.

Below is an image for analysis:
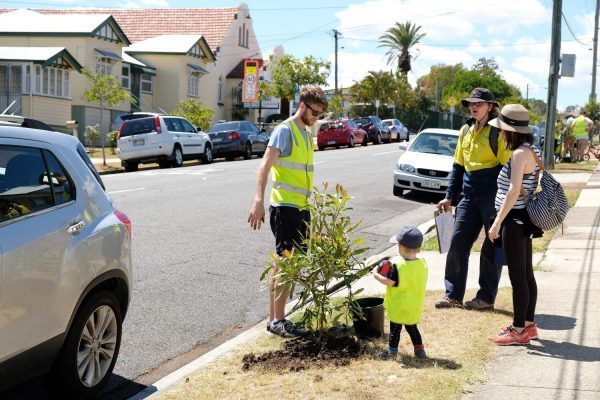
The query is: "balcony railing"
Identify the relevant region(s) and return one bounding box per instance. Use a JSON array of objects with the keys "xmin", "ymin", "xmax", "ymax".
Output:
[{"xmin": 0, "ymin": 92, "xmax": 22, "ymax": 115}]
